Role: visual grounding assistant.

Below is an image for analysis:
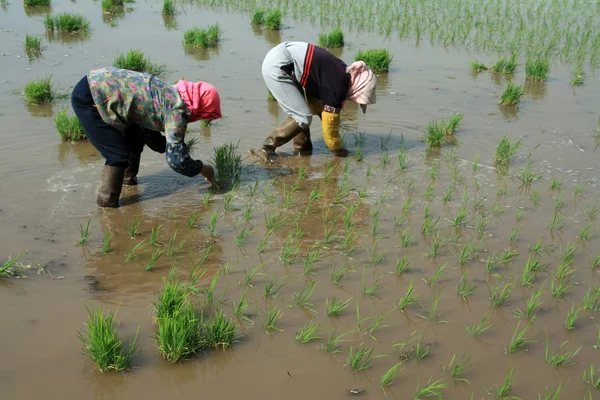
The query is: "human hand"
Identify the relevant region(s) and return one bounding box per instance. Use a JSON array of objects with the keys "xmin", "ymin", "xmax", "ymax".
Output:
[
  {"xmin": 333, "ymin": 148, "xmax": 349, "ymax": 157},
  {"xmin": 200, "ymin": 165, "xmax": 215, "ymax": 183}
]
